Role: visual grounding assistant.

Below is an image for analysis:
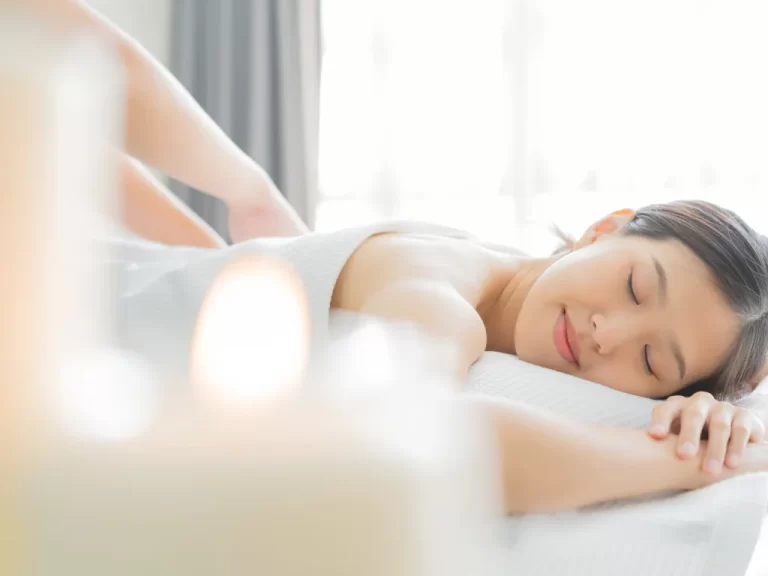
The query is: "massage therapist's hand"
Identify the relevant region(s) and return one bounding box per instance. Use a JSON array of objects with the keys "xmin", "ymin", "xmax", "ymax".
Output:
[
  {"xmin": 228, "ymin": 176, "xmax": 308, "ymax": 242},
  {"xmin": 647, "ymin": 392, "xmax": 765, "ymax": 475}
]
